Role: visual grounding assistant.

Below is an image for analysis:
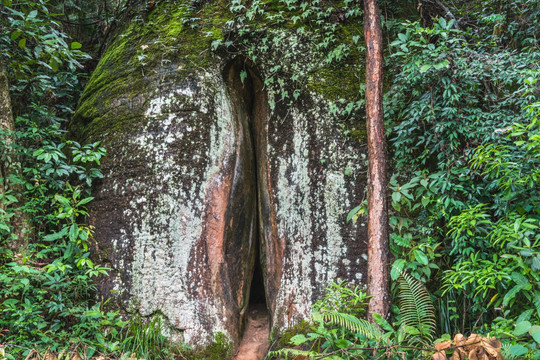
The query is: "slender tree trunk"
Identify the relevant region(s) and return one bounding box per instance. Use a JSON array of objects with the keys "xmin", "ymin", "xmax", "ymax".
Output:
[
  {"xmin": 0, "ymin": 64, "xmax": 14, "ymax": 213},
  {"xmin": 364, "ymin": 0, "xmax": 390, "ymax": 320},
  {"xmin": 0, "ymin": 62, "xmax": 28, "ymax": 250}
]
